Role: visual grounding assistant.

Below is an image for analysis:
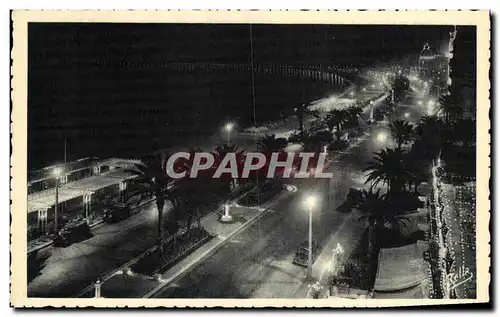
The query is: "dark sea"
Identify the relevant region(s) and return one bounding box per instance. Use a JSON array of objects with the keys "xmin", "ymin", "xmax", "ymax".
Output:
[{"xmin": 28, "ymin": 67, "xmax": 344, "ymax": 170}]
